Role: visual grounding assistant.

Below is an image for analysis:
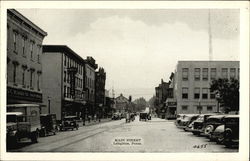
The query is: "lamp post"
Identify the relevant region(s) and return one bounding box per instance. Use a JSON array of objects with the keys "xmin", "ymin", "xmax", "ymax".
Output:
[
  {"xmin": 48, "ymin": 96, "xmax": 51, "ymax": 114},
  {"xmin": 82, "ymin": 100, "xmax": 86, "ymax": 126},
  {"xmin": 215, "ymin": 93, "xmax": 220, "ymax": 113},
  {"xmin": 198, "ymin": 100, "xmax": 202, "ymax": 114}
]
